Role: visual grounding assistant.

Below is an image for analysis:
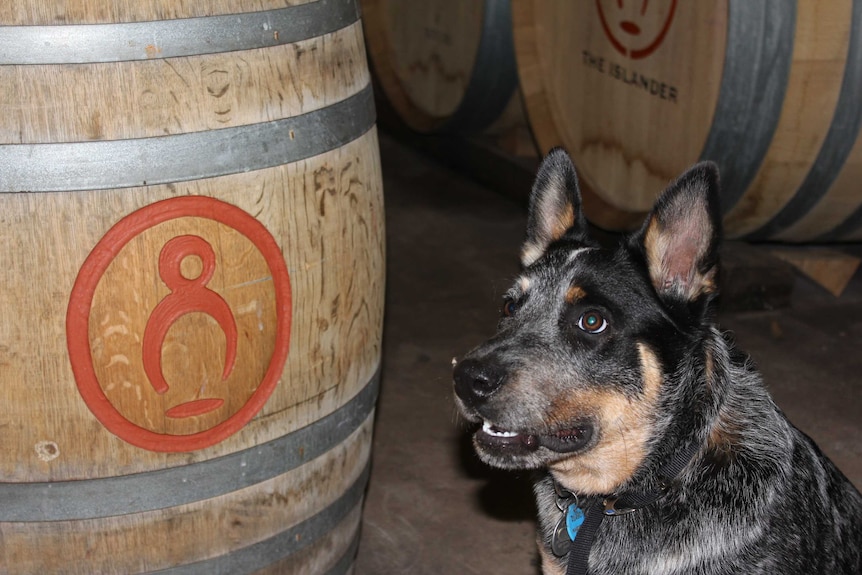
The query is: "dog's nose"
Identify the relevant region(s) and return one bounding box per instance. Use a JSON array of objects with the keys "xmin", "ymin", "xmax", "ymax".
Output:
[{"xmin": 453, "ymin": 357, "xmax": 504, "ymax": 404}]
